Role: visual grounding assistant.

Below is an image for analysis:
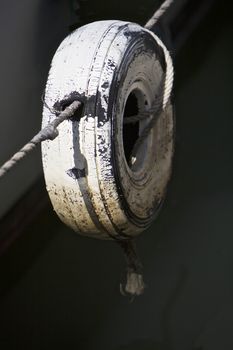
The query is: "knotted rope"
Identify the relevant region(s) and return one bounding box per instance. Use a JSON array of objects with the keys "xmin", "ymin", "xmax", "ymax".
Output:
[
  {"xmin": 119, "ymin": 0, "xmax": 174, "ymax": 297},
  {"xmin": 0, "ymin": 0, "xmax": 174, "ymax": 297},
  {"xmin": 0, "ymin": 101, "xmax": 81, "ymax": 179}
]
